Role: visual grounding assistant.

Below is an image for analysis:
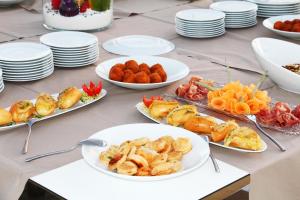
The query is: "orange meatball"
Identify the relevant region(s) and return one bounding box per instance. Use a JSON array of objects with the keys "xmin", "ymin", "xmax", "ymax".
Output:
[
  {"xmin": 135, "ymin": 71, "xmax": 150, "ymax": 83},
  {"xmin": 139, "ymin": 63, "xmax": 151, "ymax": 75},
  {"xmin": 151, "ymin": 68, "xmax": 167, "ymax": 82},
  {"xmin": 112, "ymin": 63, "xmax": 126, "ymax": 70},
  {"xmin": 123, "ymin": 70, "xmax": 136, "ymax": 83},
  {"xmin": 274, "ymin": 21, "xmax": 283, "ymax": 30},
  {"xmin": 149, "ymin": 72, "xmax": 162, "ymax": 83},
  {"xmin": 109, "ymin": 66, "xmax": 124, "ymax": 82},
  {"xmin": 150, "ymin": 64, "xmax": 163, "ymax": 73},
  {"xmin": 125, "ymin": 60, "xmax": 139, "ymax": 73}
]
